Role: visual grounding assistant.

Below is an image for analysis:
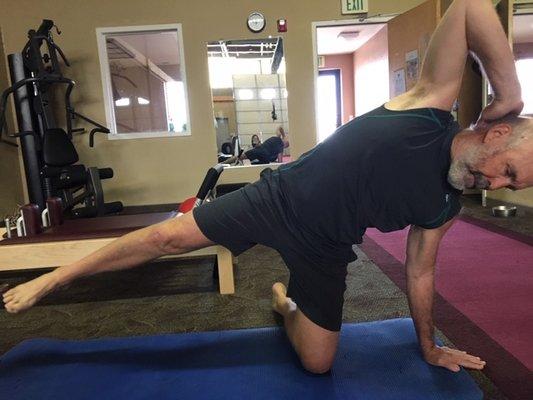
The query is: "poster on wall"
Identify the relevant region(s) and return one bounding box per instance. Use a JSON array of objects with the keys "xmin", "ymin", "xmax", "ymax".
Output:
[
  {"xmin": 341, "ymin": 0, "xmax": 368, "ymax": 15},
  {"xmin": 392, "ymin": 69, "xmax": 406, "ymax": 97},
  {"xmin": 405, "ymin": 50, "xmax": 419, "ymax": 81}
]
